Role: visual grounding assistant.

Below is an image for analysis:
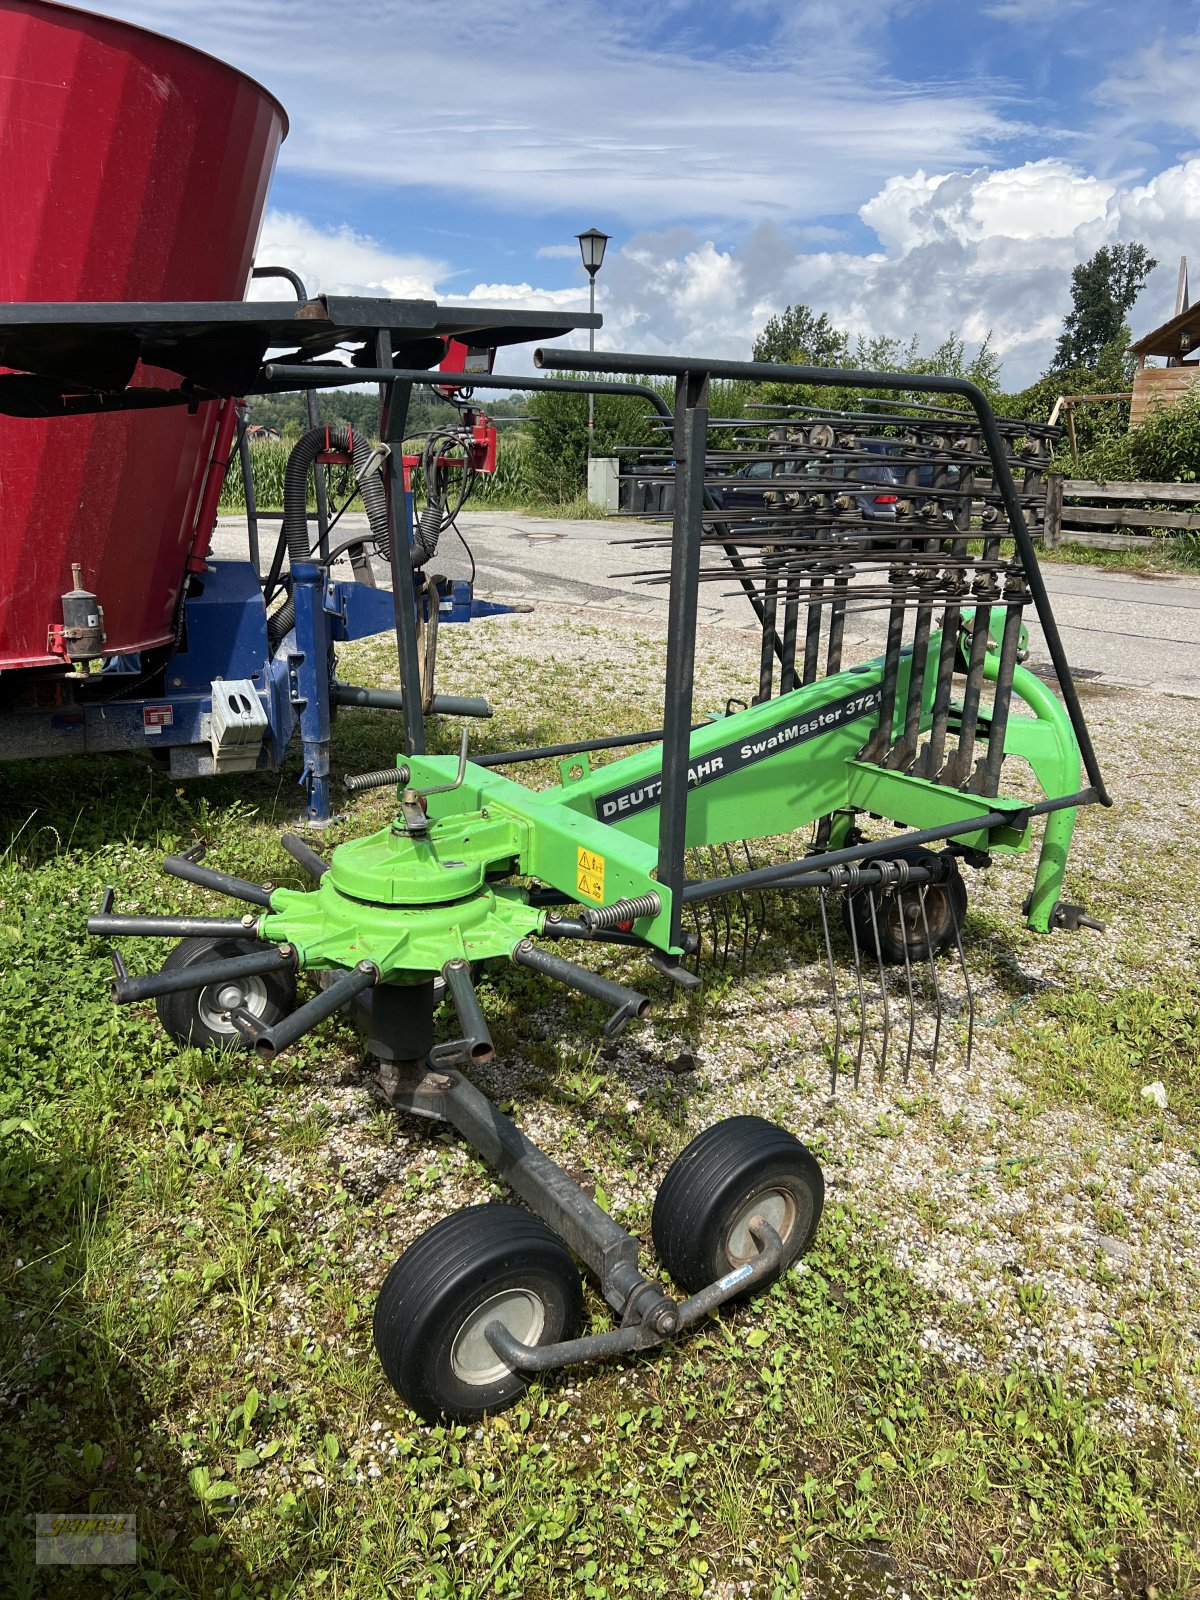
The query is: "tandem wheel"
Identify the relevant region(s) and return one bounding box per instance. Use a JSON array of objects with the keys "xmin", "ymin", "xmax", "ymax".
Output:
[
  {"xmin": 155, "ymin": 935, "xmax": 298, "ymax": 1050},
  {"xmin": 652, "ymin": 1116, "xmax": 824, "ymax": 1297},
  {"xmin": 840, "ymin": 846, "xmax": 967, "ymax": 965},
  {"xmin": 373, "ymin": 1205, "xmax": 583, "ymax": 1424}
]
